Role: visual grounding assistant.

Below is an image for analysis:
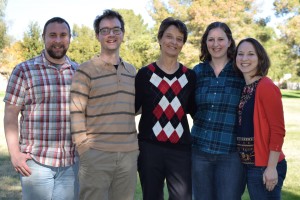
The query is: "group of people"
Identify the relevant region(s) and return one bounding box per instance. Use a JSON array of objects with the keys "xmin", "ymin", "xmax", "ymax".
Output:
[{"xmin": 3, "ymin": 8, "xmax": 287, "ymax": 200}]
